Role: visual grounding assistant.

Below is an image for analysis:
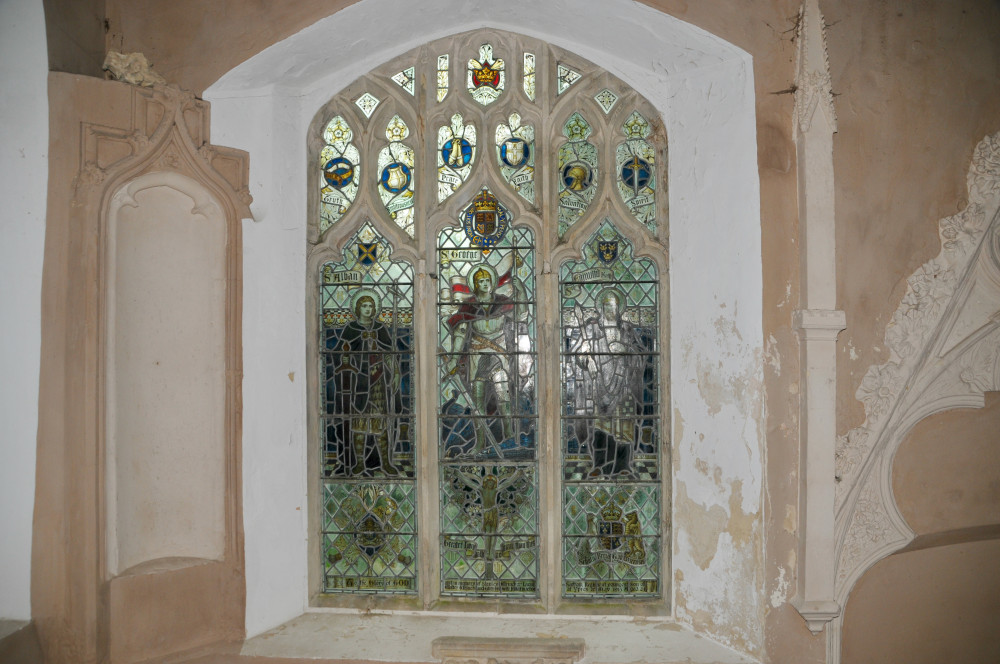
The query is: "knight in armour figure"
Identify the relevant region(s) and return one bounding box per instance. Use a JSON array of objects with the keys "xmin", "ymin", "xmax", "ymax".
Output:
[
  {"xmin": 335, "ymin": 293, "xmax": 401, "ymax": 475},
  {"xmin": 444, "ymin": 261, "xmax": 527, "ymax": 454},
  {"xmin": 571, "ymin": 288, "xmax": 646, "ymax": 477}
]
